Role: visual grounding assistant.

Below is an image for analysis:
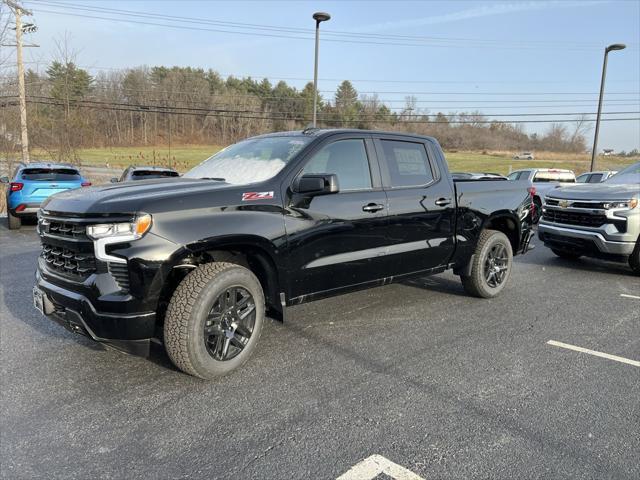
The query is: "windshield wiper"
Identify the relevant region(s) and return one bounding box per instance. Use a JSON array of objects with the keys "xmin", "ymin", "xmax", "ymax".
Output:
[{"xmin": 200, "ymin": 177, "xmax": 226, "ymax": 181}]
